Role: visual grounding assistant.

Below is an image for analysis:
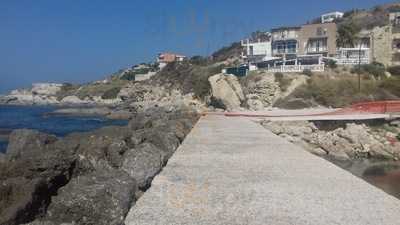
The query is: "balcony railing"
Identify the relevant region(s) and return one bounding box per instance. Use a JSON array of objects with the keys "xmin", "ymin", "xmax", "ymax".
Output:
[
  {"xmin": 267, "ymin": 64, "xmax": 325, "ymax": 73},
  {"xmin": 272, "ymin": 35, "xmax": 298, "ymax": 41},
  {"xmin": 272, "ymin": 49, "xmax": 298, "ymax": 55},
  {"xmin": 335, "ymin": 48, "xmax": 370, "ymax": 65},
  {"xmin": 336, "ymin": 57, "xmax": 370, "ymax": 65},
  {"xmin": 306, "ymin": 48, "xmax": 328, "ymax": 54}
]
